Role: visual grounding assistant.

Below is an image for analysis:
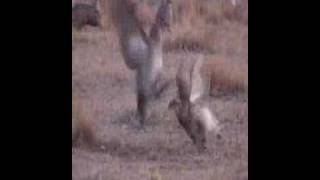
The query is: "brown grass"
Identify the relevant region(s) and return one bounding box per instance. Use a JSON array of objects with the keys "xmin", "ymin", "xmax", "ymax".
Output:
[
  {"xmin": 163, "ymin": 0, "xmax": 247, "ymax": 55},
  {"xmin": 202, "ymin": 56, "xmax": 248, "ymax": 96},
  {"xmin": 72, "ymin": 0, "xmax": 248, "ymax": 179},
  {"xmin": 163, "ymin": 23, "xmax": 216, "ymax": 54},
  {"xmin": 72, "ymin": 94, "xmax": 97, "ymax": 147},
  {"xmin": 98, "ymin": 0, "xmax": 248, "ymax": 28}
]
